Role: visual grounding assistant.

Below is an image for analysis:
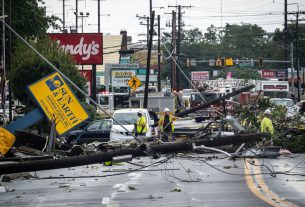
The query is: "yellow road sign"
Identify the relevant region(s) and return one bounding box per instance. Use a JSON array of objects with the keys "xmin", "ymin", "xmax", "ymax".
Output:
[
  {"xmin": 127, "ymin": 75, "xmax": 142, "ymax": 90},
  {"xmin": 28, "ymin": 72, "xmax": 89, "ymax": 135}
]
